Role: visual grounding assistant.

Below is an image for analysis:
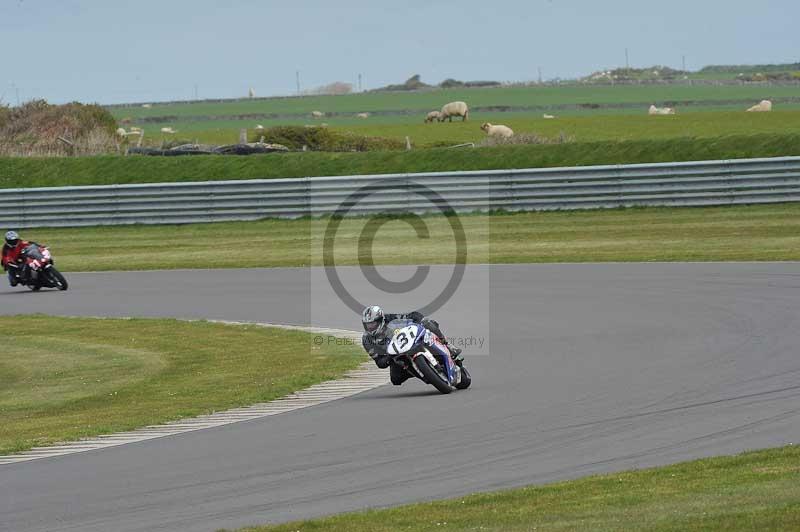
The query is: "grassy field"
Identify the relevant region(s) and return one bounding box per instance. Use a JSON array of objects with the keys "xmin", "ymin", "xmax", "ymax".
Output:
[
  {"xmin": 17, "ymin": 203, "xmax": 800, "ymax": 272},
  {"xmin": 110, "ymin": 84, "xmax": 800, "ymax": 145},
  {"xmin": 112, "ymin": 84, "xmax": 800, "ymax": 120},
  {"xmin": 146, "ymin": 109, "xmax": 800, "ymax": 146},
  {"xmin": 0, "ymin": 316, "xmax": 363, "ymax": 454},
  {"xmin": 3, "ymin": 133, "xmax": 800, "ymax": 189},
  {"xmin": 231, "ymin": 445, "xmax": 800, "ymax": 532},
  {"xmin": 338, "ymin": 110, "xmax": 800, "ymax": 147}
]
